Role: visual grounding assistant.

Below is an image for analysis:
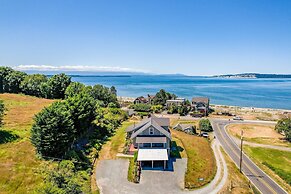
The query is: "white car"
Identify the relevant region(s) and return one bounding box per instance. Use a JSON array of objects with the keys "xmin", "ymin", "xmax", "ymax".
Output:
[{"xmin": 233, "ymin": 116, "xmax": 244, "ymax": 121}]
